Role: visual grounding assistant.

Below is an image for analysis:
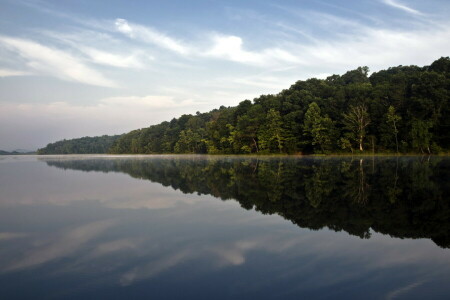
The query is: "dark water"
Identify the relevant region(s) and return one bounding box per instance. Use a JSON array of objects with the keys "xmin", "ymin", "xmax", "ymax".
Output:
[{"xmin": 0, "ymin": 155, "xmax": 449, "ymax": 299}]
